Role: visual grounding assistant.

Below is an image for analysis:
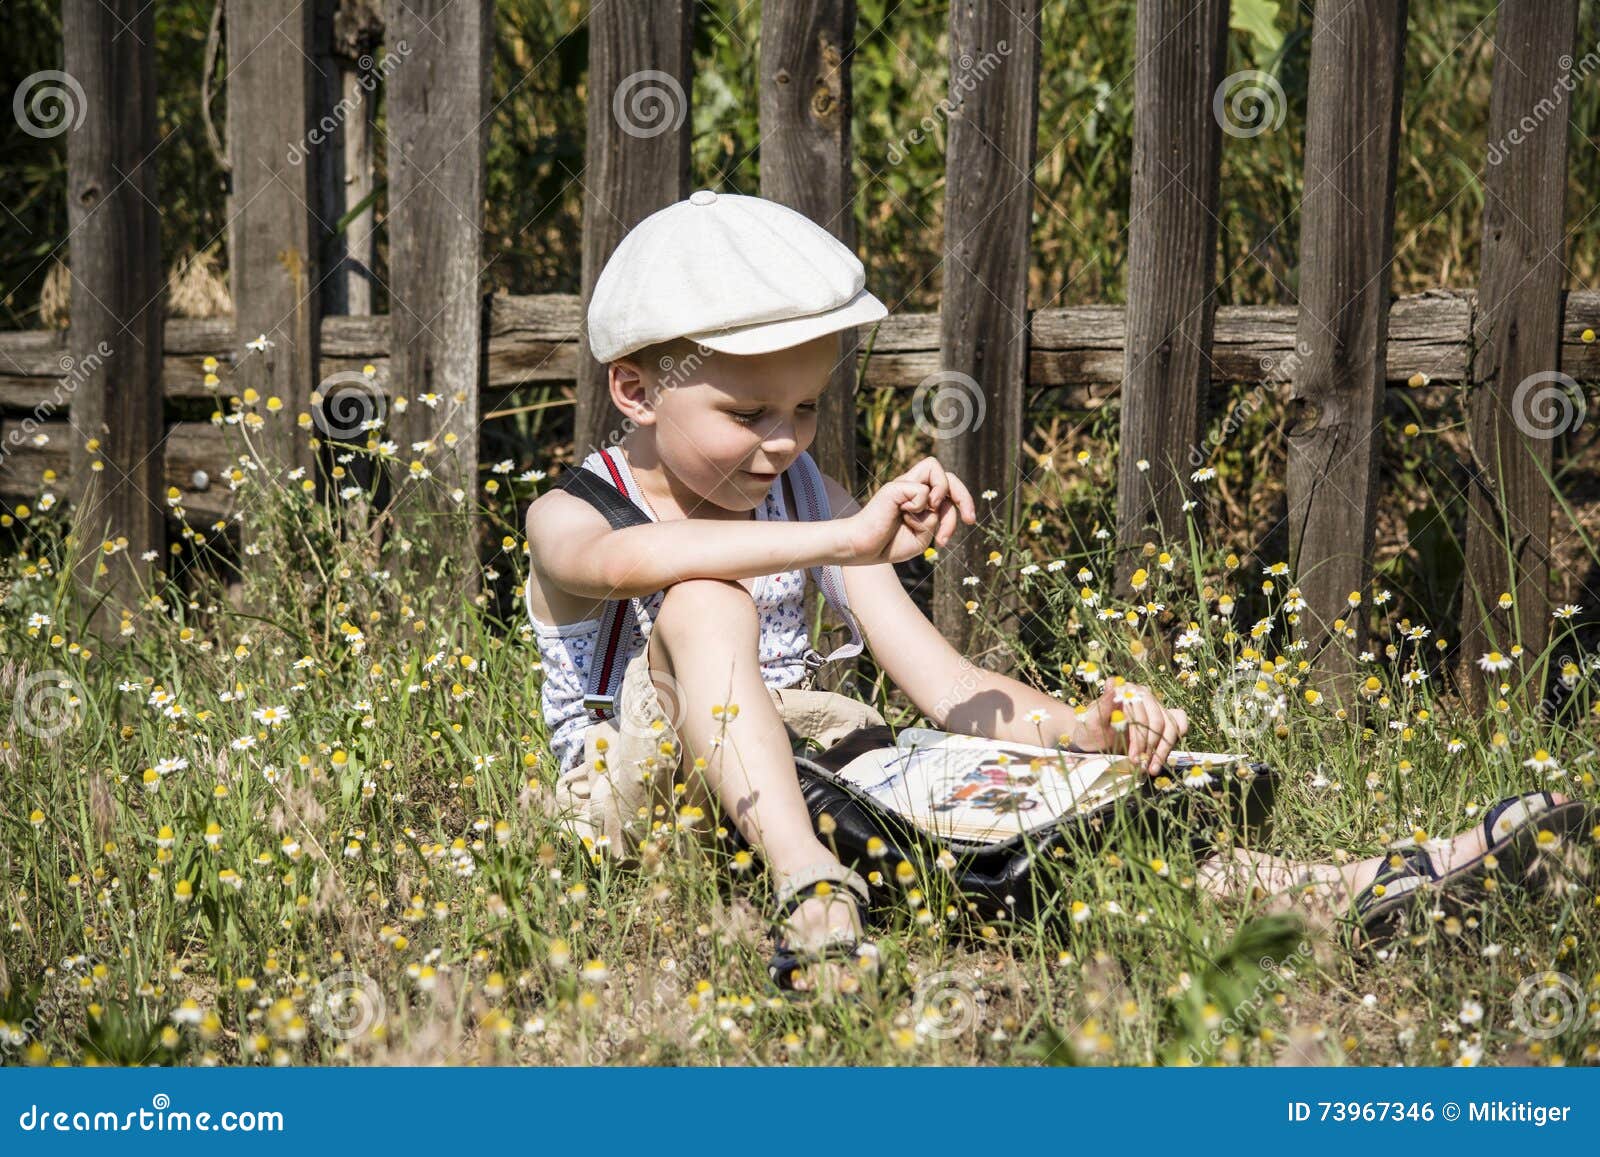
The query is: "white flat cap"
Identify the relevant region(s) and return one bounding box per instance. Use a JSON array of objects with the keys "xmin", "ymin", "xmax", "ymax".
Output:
[{"xmin": 586, "ymin": 189, "xmax": 887, "ymax": 364}]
